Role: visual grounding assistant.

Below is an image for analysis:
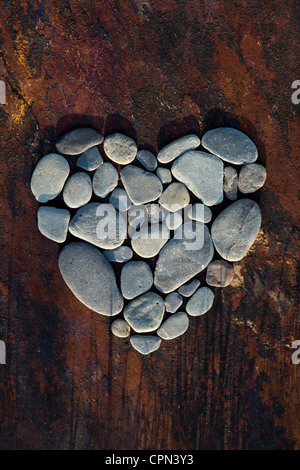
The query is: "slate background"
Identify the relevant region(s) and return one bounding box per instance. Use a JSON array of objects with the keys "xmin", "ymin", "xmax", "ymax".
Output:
[{"xmin": 0, "ymin": 0, "xmax": 299, "ymax": 450}]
